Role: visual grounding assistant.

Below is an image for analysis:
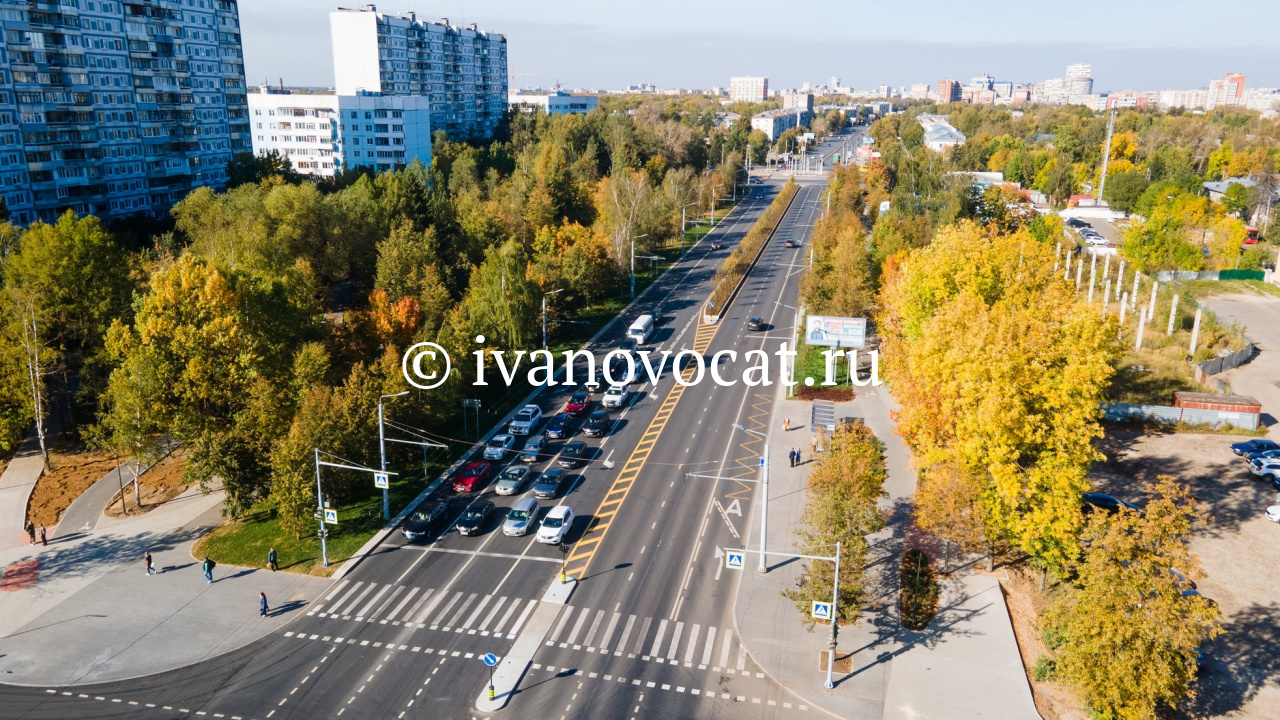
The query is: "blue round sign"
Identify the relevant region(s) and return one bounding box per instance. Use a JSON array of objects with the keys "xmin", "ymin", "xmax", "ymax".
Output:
[{"xmin": 483, "ymin": 653, "xmax": 499, "ymax": 667}]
